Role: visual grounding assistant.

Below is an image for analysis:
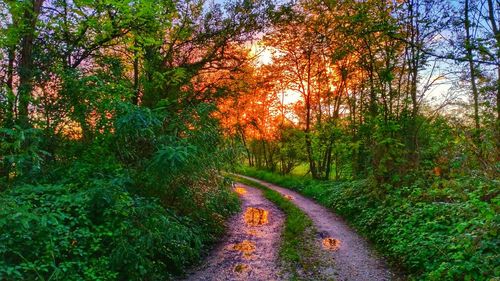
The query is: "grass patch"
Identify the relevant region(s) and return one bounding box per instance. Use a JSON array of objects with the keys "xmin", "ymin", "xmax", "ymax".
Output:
[
  {"xmin": 290, "ymin": 163, "xmax": 311, "ymax": 177},
  {"xmin": 229, "ymin": 175, "xmax": 320, "ymax": 280}
]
